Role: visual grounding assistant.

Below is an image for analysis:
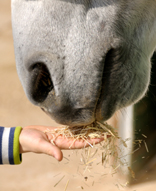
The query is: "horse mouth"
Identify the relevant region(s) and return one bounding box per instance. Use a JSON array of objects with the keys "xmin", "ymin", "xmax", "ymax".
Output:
[{"xmin": 95, "ymin": 48, "xmax": 115, "ymax": 121}]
